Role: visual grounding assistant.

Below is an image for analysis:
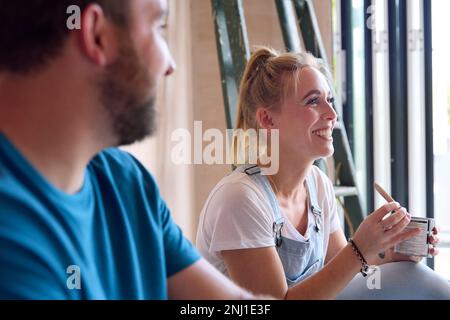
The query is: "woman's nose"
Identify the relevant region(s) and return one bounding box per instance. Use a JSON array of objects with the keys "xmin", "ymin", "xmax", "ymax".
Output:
[{"xmin": 323, "ymin": 101, "xmax": 337, "ymax": 122}]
